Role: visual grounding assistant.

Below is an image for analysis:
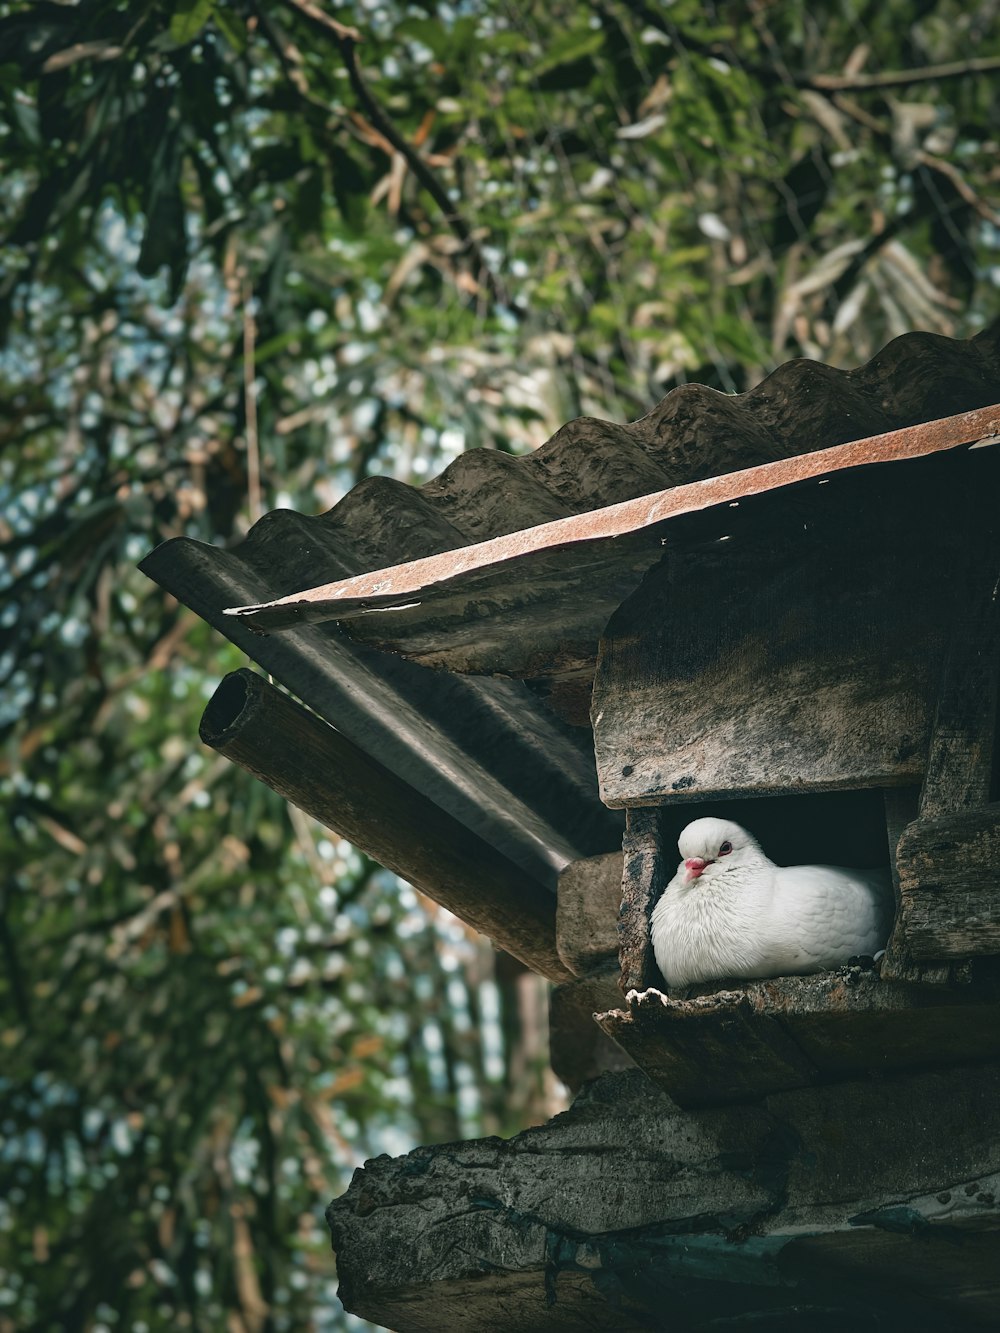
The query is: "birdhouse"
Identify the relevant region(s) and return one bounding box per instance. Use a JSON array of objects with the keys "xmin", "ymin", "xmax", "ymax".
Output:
[
  {"xmin": 589, "ymin": 424, "xmax": 1000, "ymax": 1105},
  {"xmin": 142, "ymin": 328, "xmax": 1000, "ymax": 1329}
]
